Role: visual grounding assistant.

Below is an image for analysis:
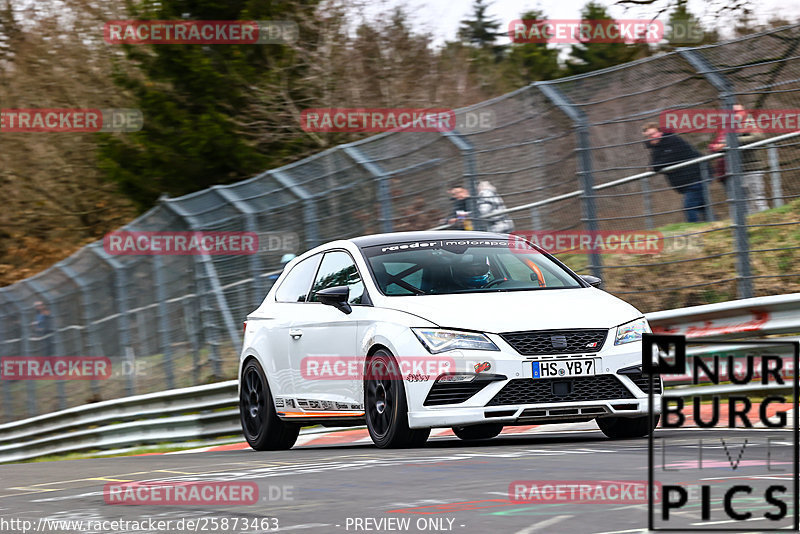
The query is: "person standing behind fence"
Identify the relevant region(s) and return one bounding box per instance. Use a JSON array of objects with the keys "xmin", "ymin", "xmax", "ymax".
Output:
[
  {"xmin": 643, "ymin": 123, "xmax": 707, "ymax": 223},
  {"xmin": 717, "ymin": 105, "xmax": 769, "ymax": 214},
  {"xmin": 476, "ymin": 181, "xmax": 514, "ymax": 233},
  {"xmin": 447, "ymin": 185, "xmax": 473, "ymax": 230},
  {"xmin": 32, "ymin": 301, "xmax": 54, "ymax": 356}
]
